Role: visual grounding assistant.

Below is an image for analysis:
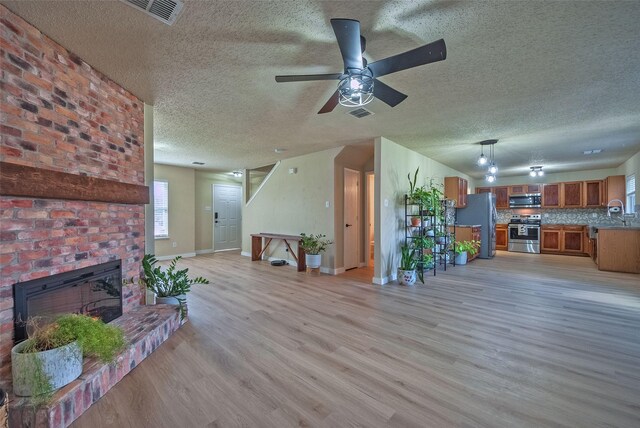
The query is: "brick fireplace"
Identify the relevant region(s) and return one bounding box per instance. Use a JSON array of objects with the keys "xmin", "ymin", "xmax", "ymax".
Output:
[{"xmin": 0, "ymin": 5, "xmax": 146, "ymax": 392}]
